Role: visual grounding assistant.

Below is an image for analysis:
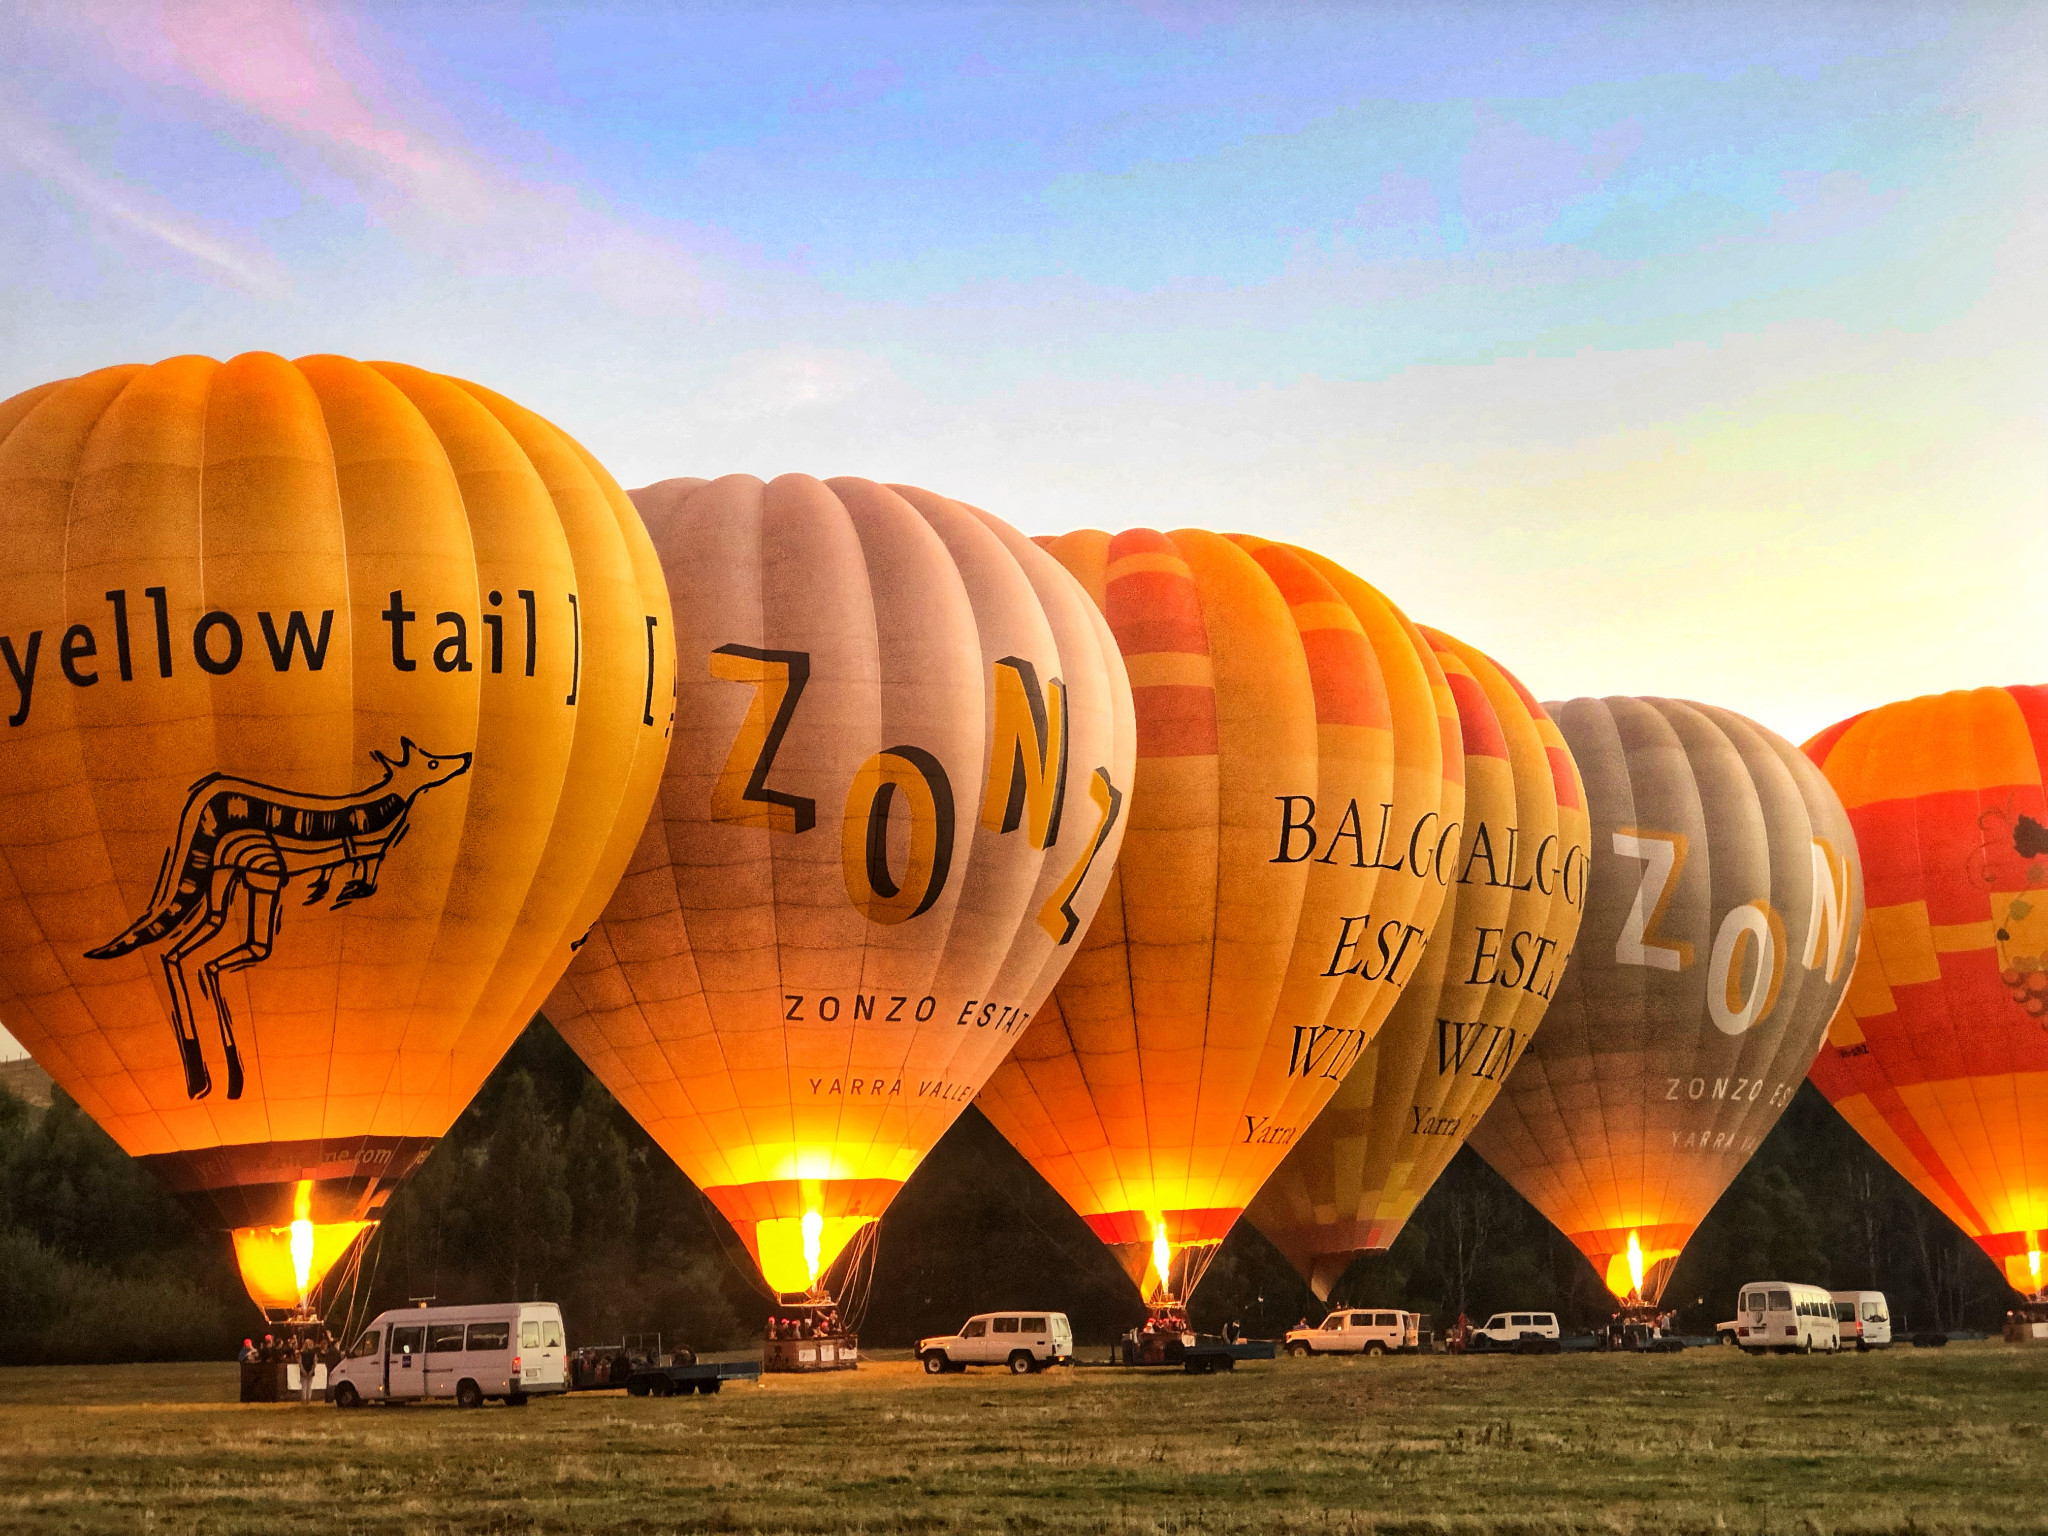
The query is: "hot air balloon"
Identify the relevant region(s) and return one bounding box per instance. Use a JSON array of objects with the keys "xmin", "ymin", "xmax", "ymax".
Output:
[
  {"xmin": 1804, "ymin": 685, "xmax": 2048, "ymax": 1300},
  {"xmin": 1468, "ymin": 698, "xmax": 1863, "ymax": 1305},
  {"xmin": 0, "ymin": 353, "xmax": 673, "ymax": 1313},
  {"xmin": 1249, "ymin": 630, "xmax": 1589, "ymax": 1299},
  {"xmin": 974, "ymin": 532, "xmax": 1460, "ymax": 1303},
  {"xmin": 541, "ymin": 475, "xmax": 1134, "ymax": 1300}
]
